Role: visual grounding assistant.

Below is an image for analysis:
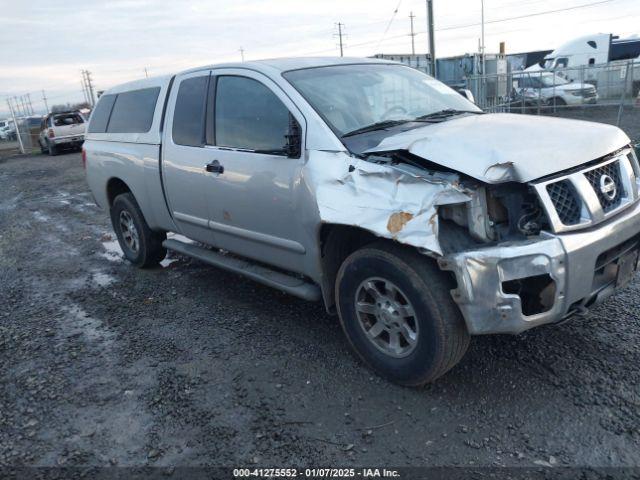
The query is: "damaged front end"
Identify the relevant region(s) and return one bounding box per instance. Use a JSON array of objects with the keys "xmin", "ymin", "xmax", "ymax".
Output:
[{"xmin": 313, "ymin": 144, "xmax": 640, "ymax": 336}]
